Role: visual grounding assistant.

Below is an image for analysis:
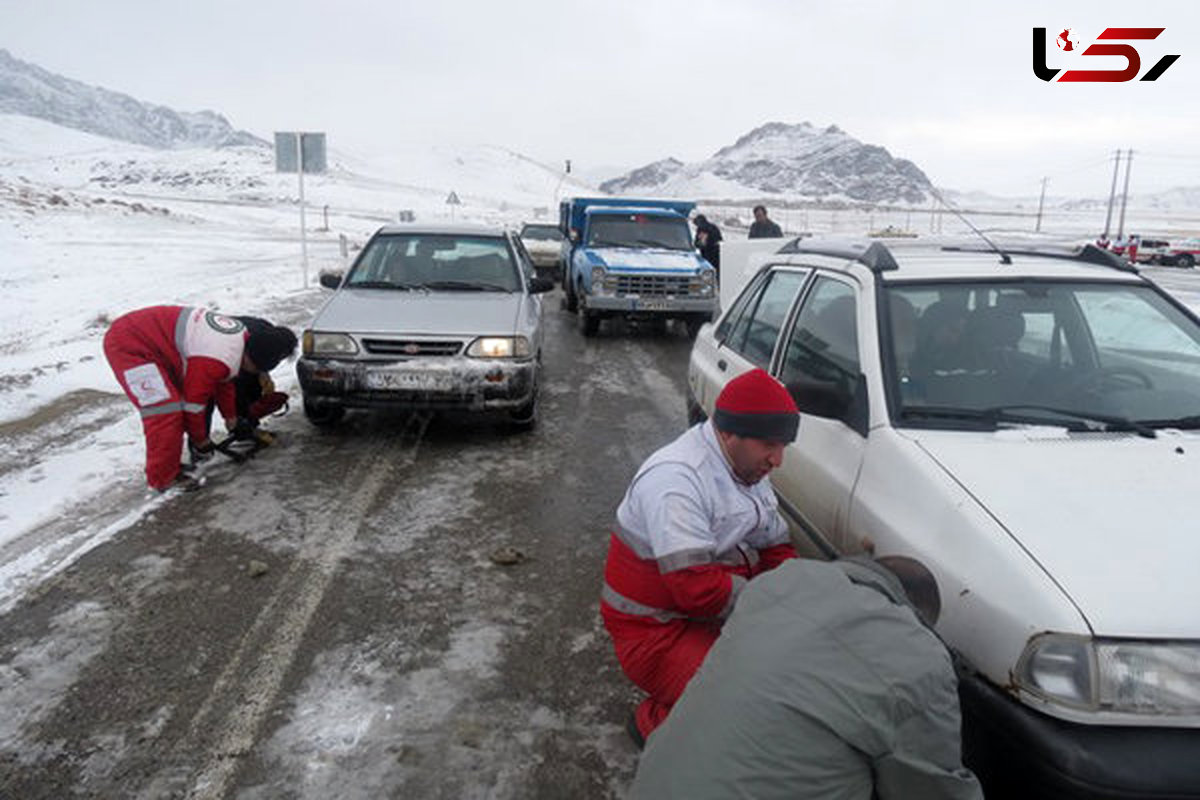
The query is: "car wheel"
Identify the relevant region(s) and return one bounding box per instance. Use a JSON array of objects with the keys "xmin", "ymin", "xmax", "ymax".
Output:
[
  {"xmin": 303, "ymin": 398, "xmax": 344, "ymax": 427},
  {"xmin": 509, "ymin": 385, "xmax": 539, "ymax": 431},
  {"xmin": 687, "ymin": 398, "xmax": 707, "ymax": 426},
  {"xmin": 685, "ymin": 315, "xmax": 707, "ymax": 339},
  {"xmin": 1178, "ymin": 253, "xmax": 1195, "ymax": 268}
]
